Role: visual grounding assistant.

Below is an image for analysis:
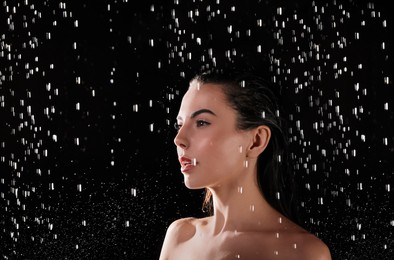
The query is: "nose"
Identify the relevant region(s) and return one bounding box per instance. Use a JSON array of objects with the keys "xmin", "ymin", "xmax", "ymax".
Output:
[{"xmin": 174, "ymin": 126, "xmax": 188, "ymax": 150}]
